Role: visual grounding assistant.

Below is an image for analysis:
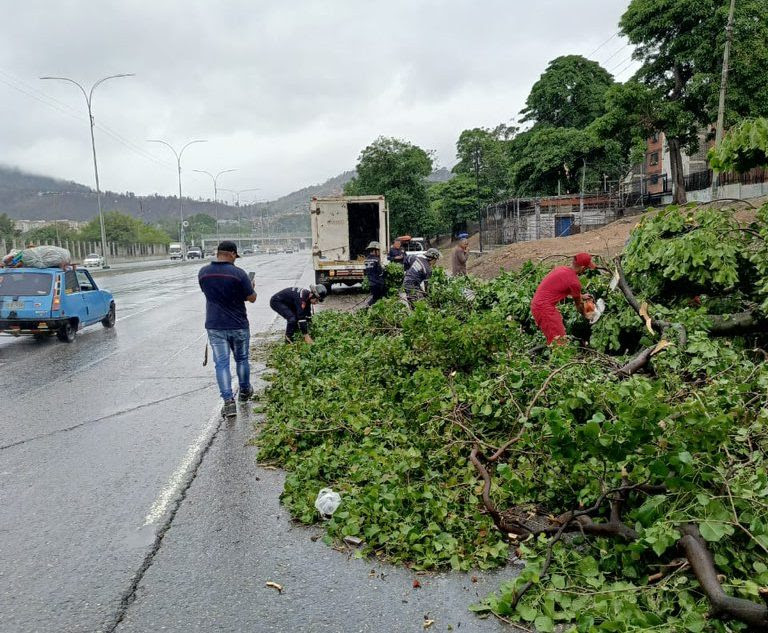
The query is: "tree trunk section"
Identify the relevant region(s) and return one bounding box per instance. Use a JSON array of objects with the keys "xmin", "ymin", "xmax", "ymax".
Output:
[{"xmin": 667, "ymin": 137, "xmax": 687, "ymax": 205}]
